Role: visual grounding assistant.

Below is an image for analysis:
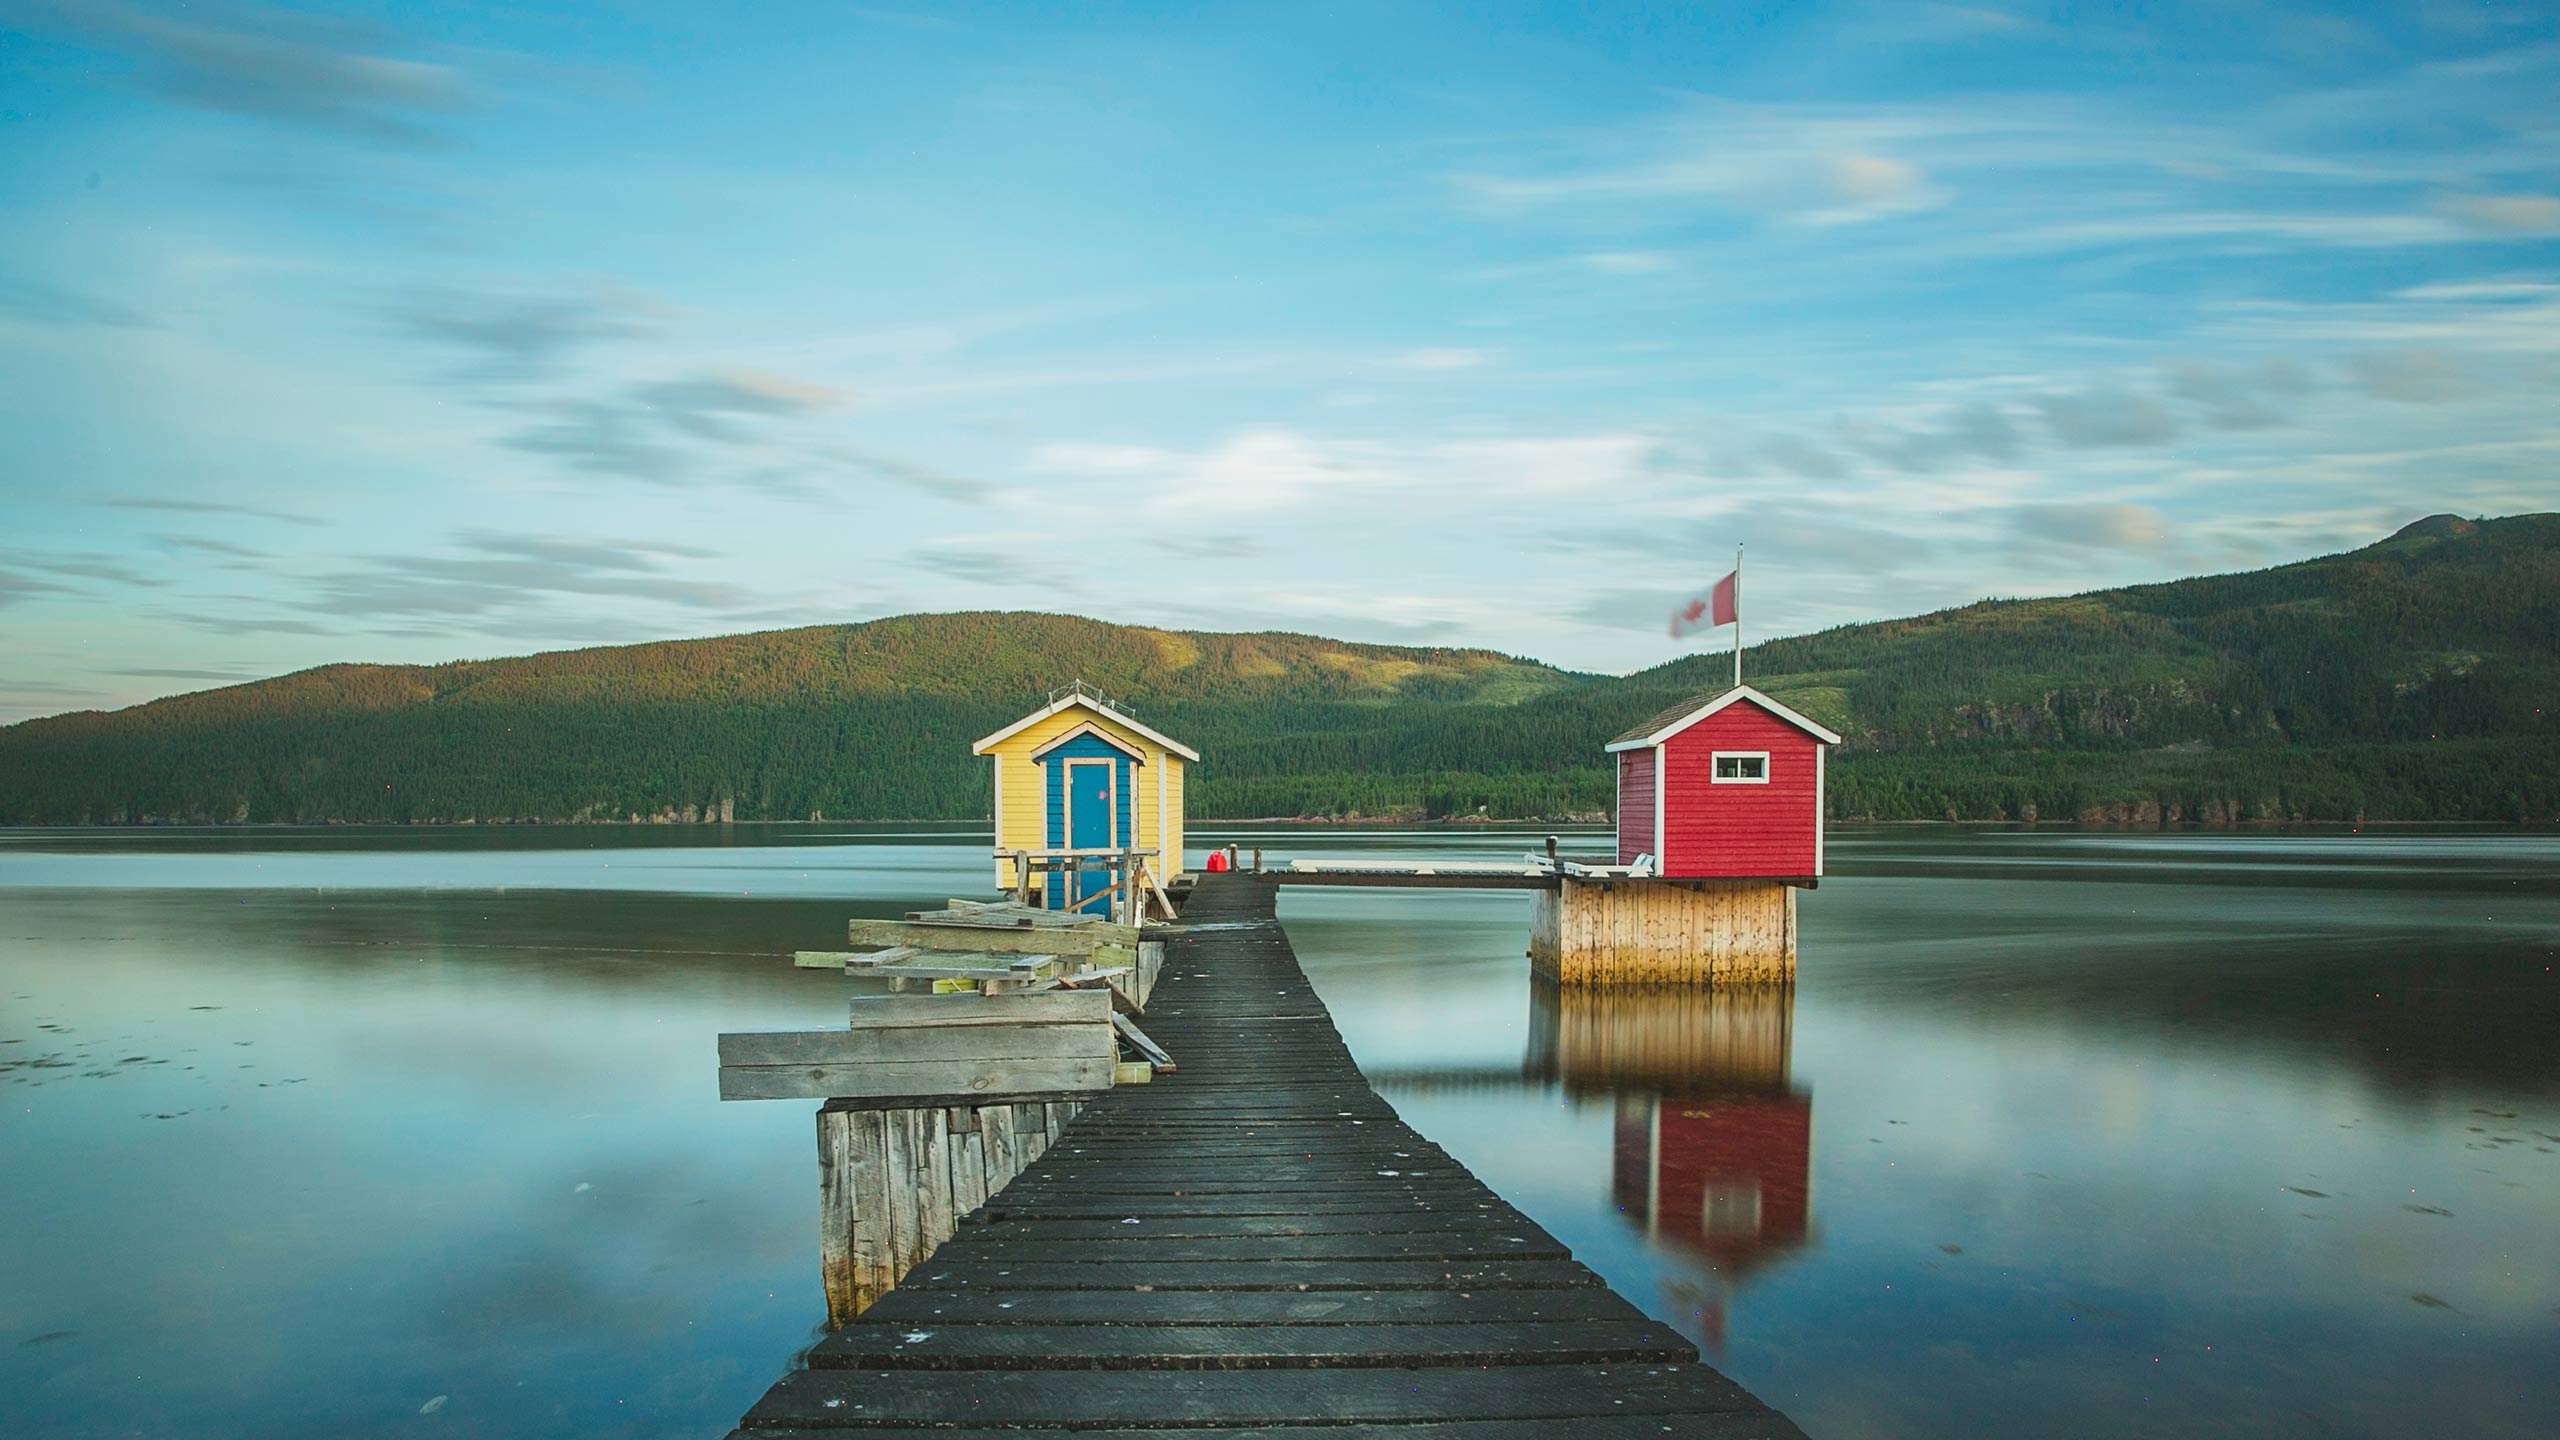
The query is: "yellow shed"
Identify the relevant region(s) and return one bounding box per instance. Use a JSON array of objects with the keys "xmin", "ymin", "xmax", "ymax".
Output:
[{"xmin": 971, "ymin": 683, "xmax": 1199, "ymax": 910}]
